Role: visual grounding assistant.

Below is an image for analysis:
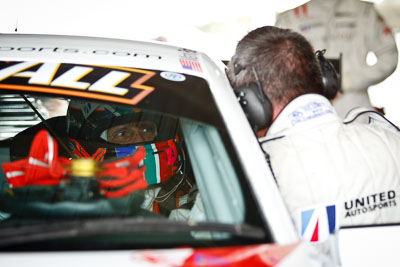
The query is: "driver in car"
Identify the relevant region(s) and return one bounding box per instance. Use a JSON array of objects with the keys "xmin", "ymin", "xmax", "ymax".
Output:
[
  {"xmin": 65, "ymin": 100, "xmax": 198, "ymax": 218},
  {"xmin": 8, "ymin": 99, "xmax": 200, "ymax": 220}
]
